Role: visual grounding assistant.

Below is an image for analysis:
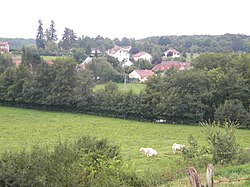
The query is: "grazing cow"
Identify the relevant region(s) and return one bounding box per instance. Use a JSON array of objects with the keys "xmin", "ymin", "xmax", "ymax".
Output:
[
  {"xmin": 139, "ymin": 147, "xmax": 158, "ymax": 157},
  {"xmin": 172, "ymin": 143, "xmax": 185, "ymax": 154}
]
